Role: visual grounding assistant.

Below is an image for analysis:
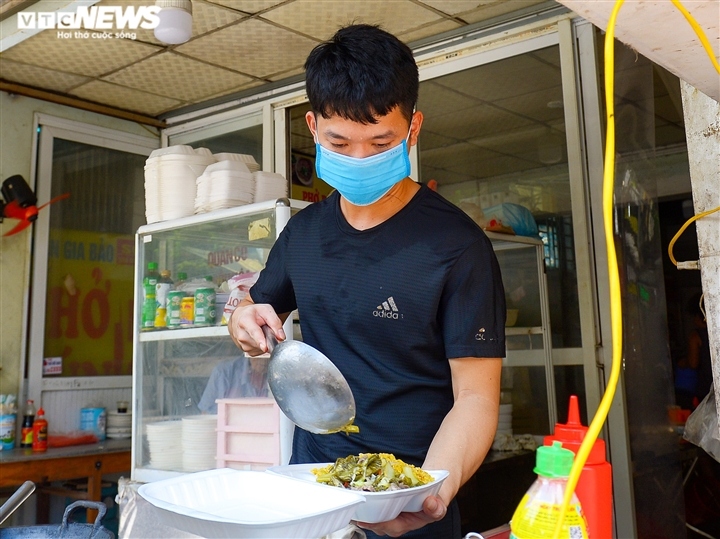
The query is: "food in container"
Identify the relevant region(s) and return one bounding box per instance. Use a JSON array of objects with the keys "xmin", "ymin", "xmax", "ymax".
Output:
[
  {"xmin": 268, "ymin": 461, "xmax": 449, "ymax": 523},
  {"xmin": 312, "ymin": 453, "xmax": 433, "ymax": 491}
]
